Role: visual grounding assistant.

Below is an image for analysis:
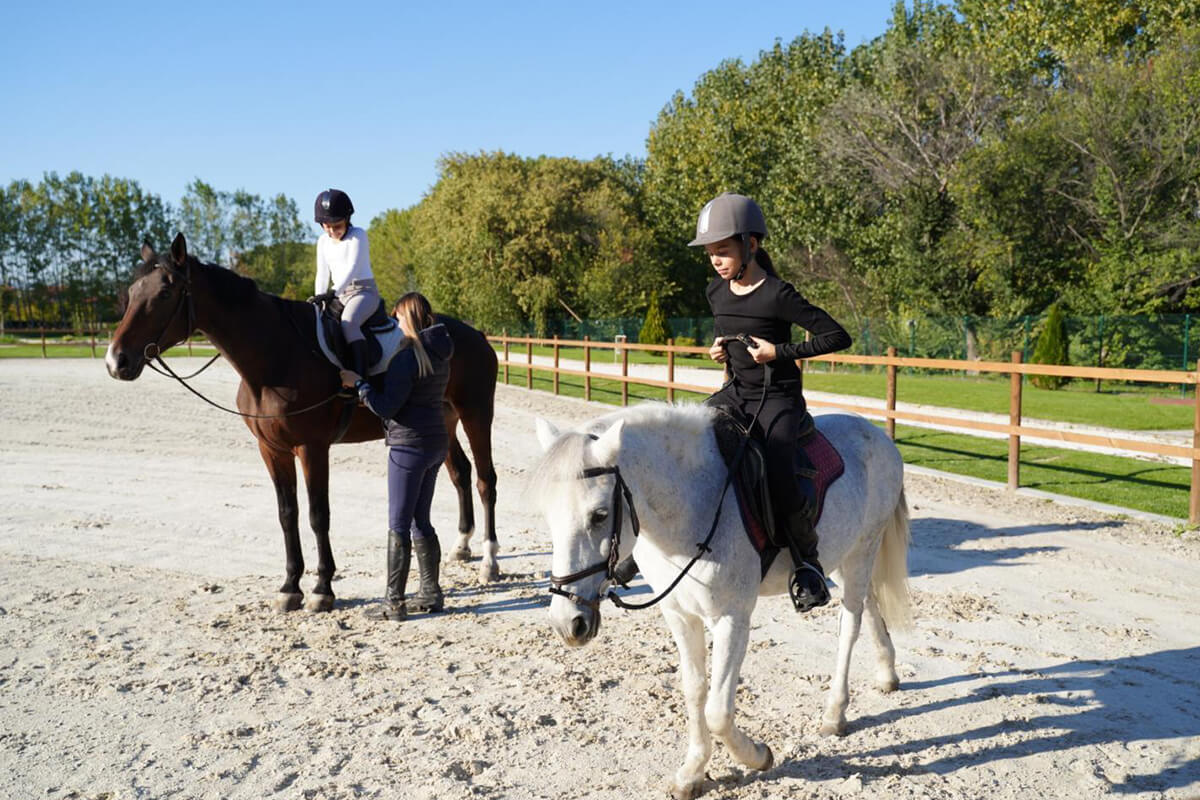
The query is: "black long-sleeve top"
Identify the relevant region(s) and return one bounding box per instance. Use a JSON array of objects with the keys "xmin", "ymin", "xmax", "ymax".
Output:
[{"xmin": 706, "ymin": 274, "xmax": 851, "ymax": 396}]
